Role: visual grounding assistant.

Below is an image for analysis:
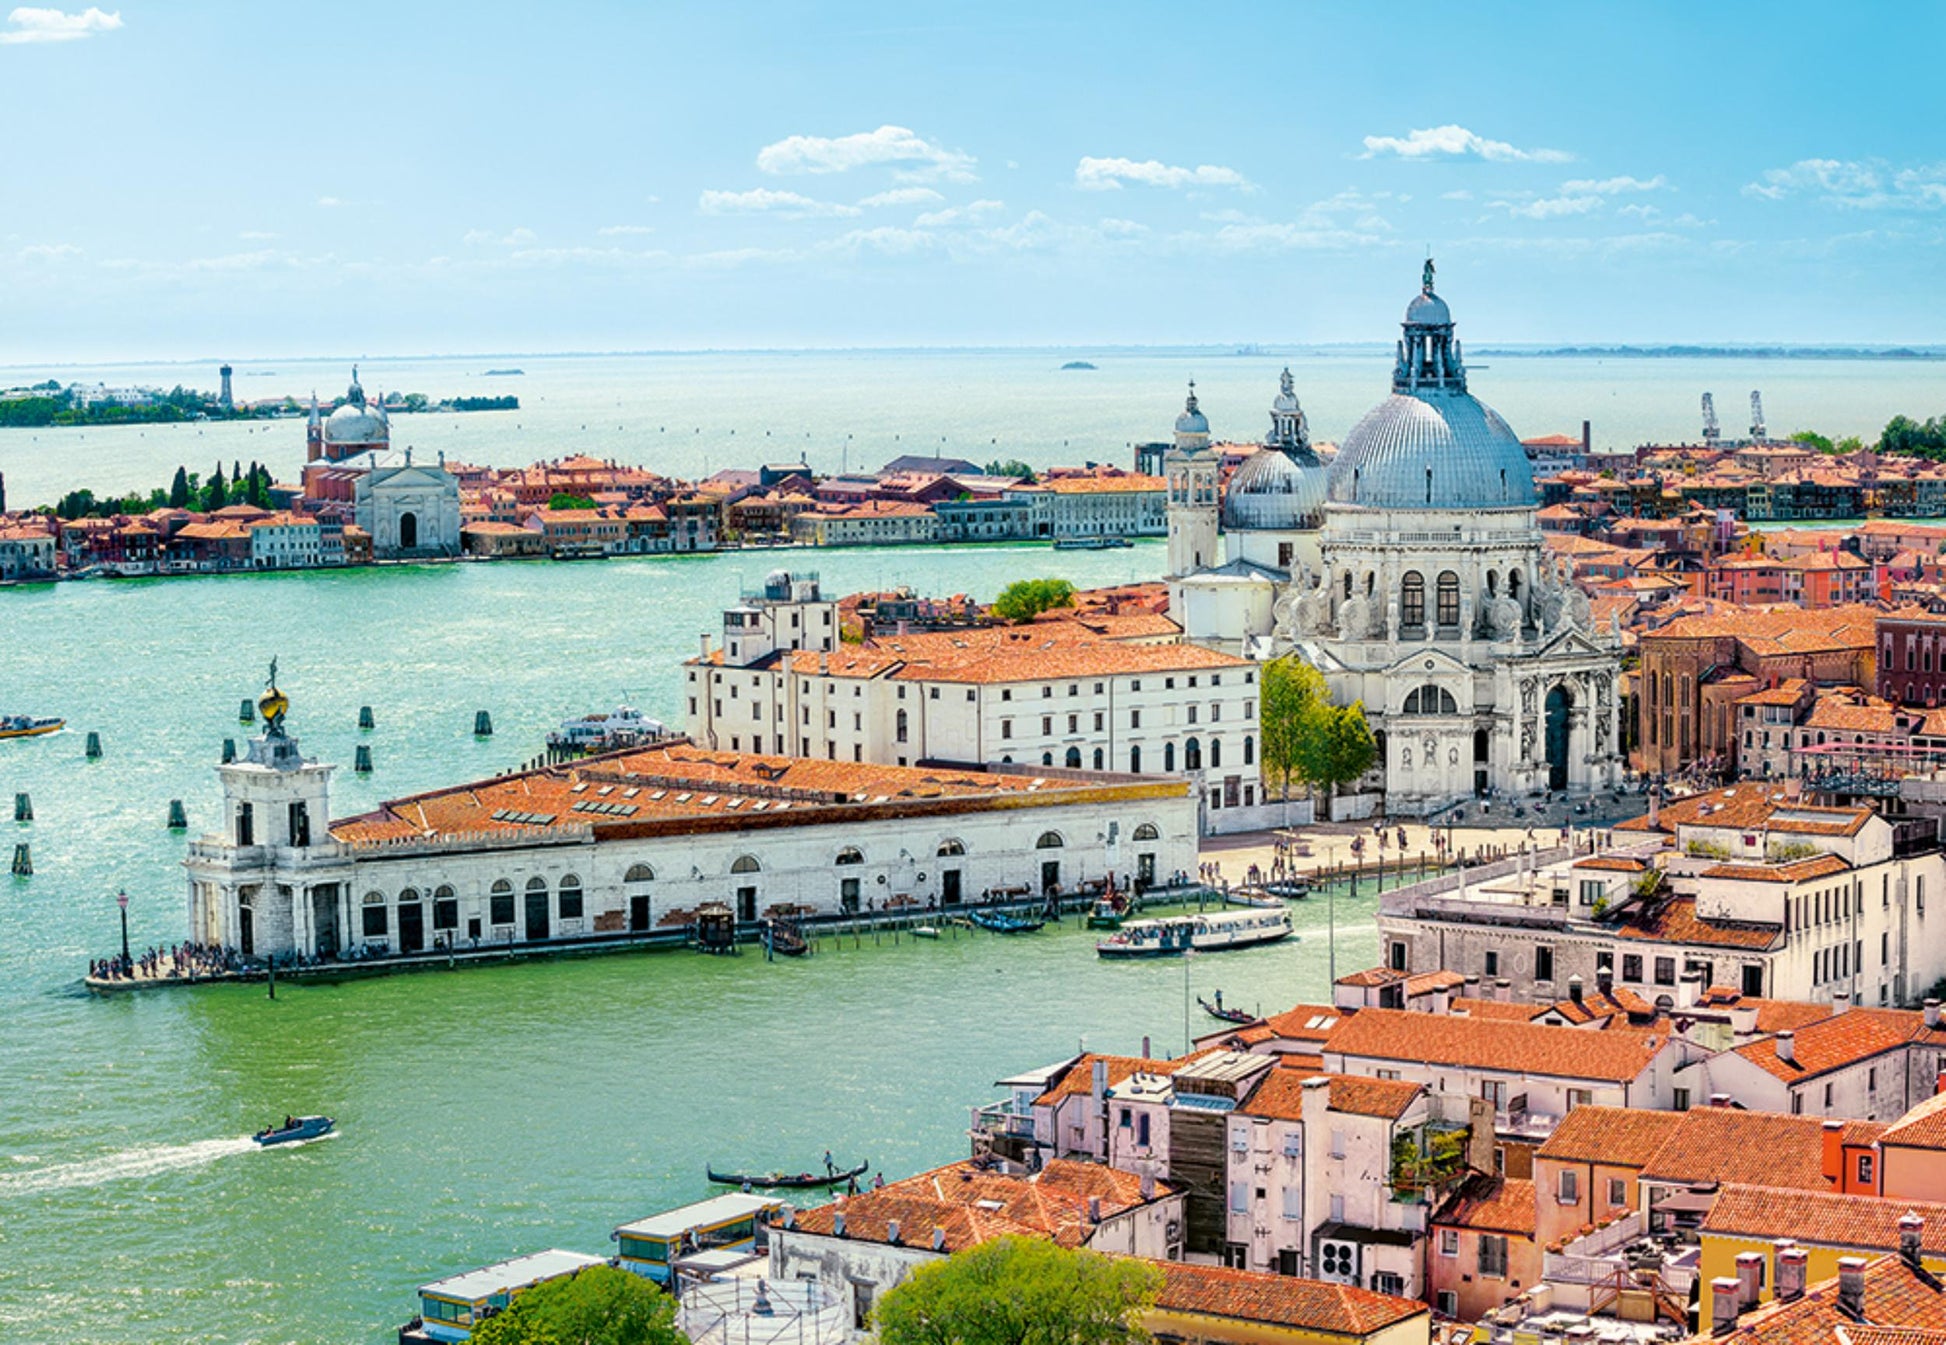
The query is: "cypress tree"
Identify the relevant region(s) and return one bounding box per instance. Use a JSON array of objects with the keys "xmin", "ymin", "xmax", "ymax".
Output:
[
  {"xmin": 168, "ymin": 465, "xmax": 190, "ymax": 509},
  {"xmin": 204, "ymin": 462, "xmax": 228, "ymax": 510}
]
